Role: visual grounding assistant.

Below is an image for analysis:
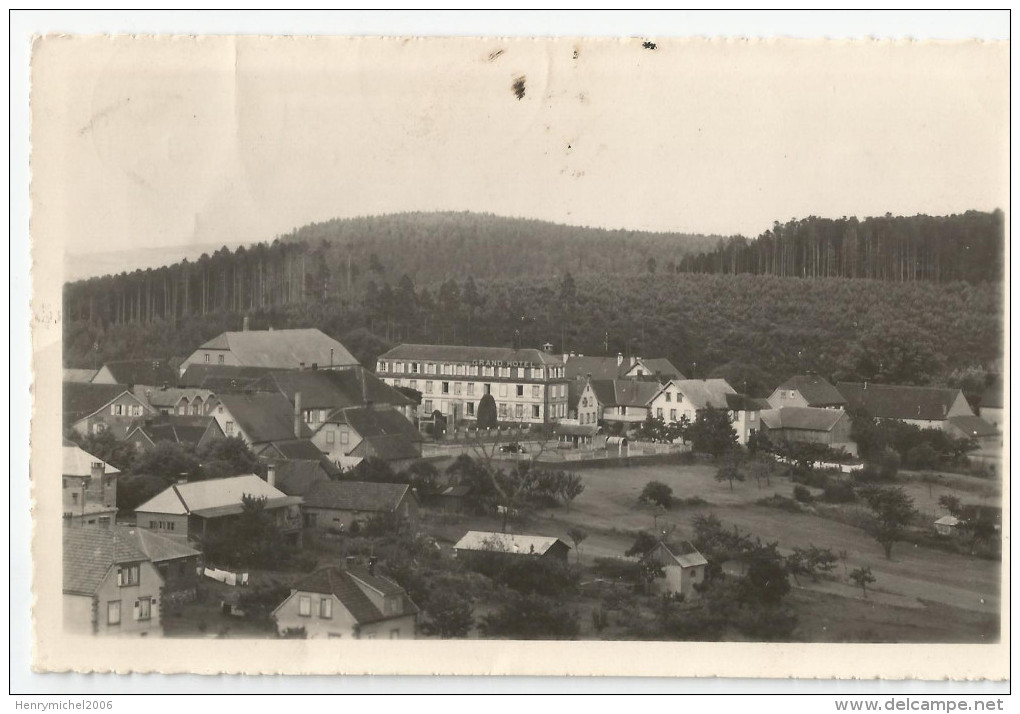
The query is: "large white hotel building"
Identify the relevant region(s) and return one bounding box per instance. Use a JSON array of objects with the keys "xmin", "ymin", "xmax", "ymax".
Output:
[{"xmin": 375, "ymin": 344, "xmax": 569, "ymax": 425}]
